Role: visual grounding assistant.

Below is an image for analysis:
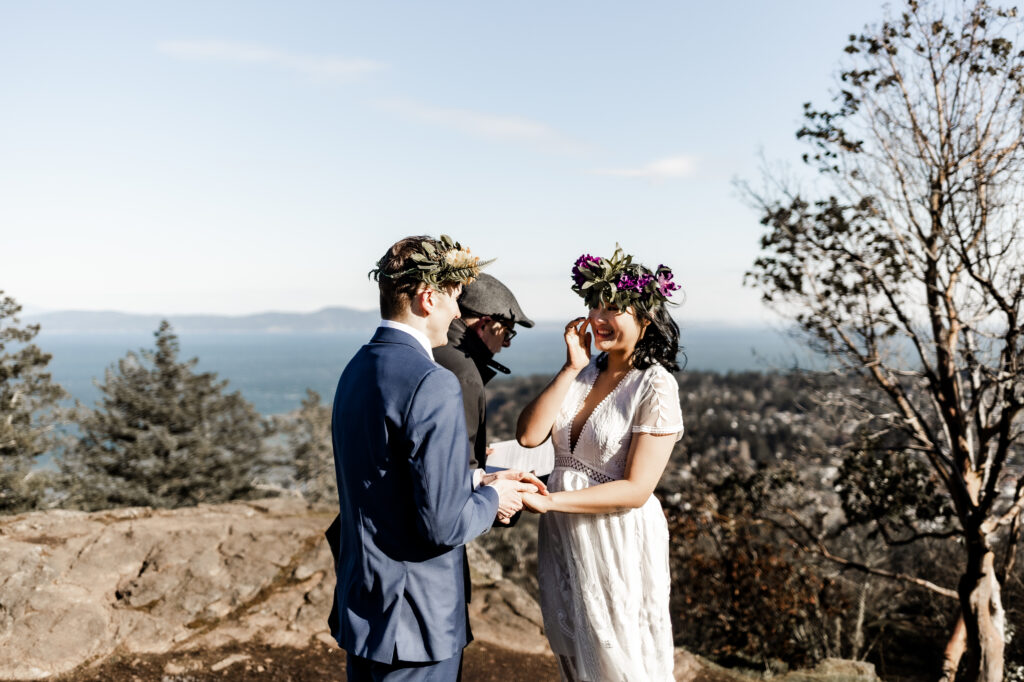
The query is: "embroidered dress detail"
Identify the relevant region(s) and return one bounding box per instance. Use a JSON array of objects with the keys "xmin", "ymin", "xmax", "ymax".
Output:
[
  {"xmin": 631, "ymin": 370, "xmax": 686, "ymax": 436},
  {"xmin": 553, "ymin": 455, "xmax": 615, "ymax": 484},
  {"xmin": 538, "ymin": 355, "xmax": 683, "ymax": 682}
]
